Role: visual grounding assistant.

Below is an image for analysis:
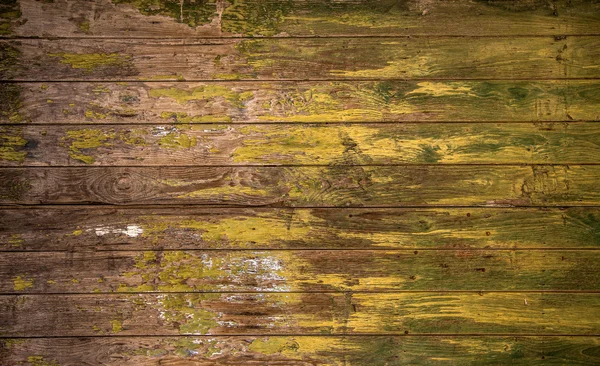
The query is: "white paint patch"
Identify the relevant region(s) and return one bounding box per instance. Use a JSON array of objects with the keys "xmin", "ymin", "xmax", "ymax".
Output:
[{"xmin": 92, "ymin": 225, "xmax": 143, "ymax": 237}]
